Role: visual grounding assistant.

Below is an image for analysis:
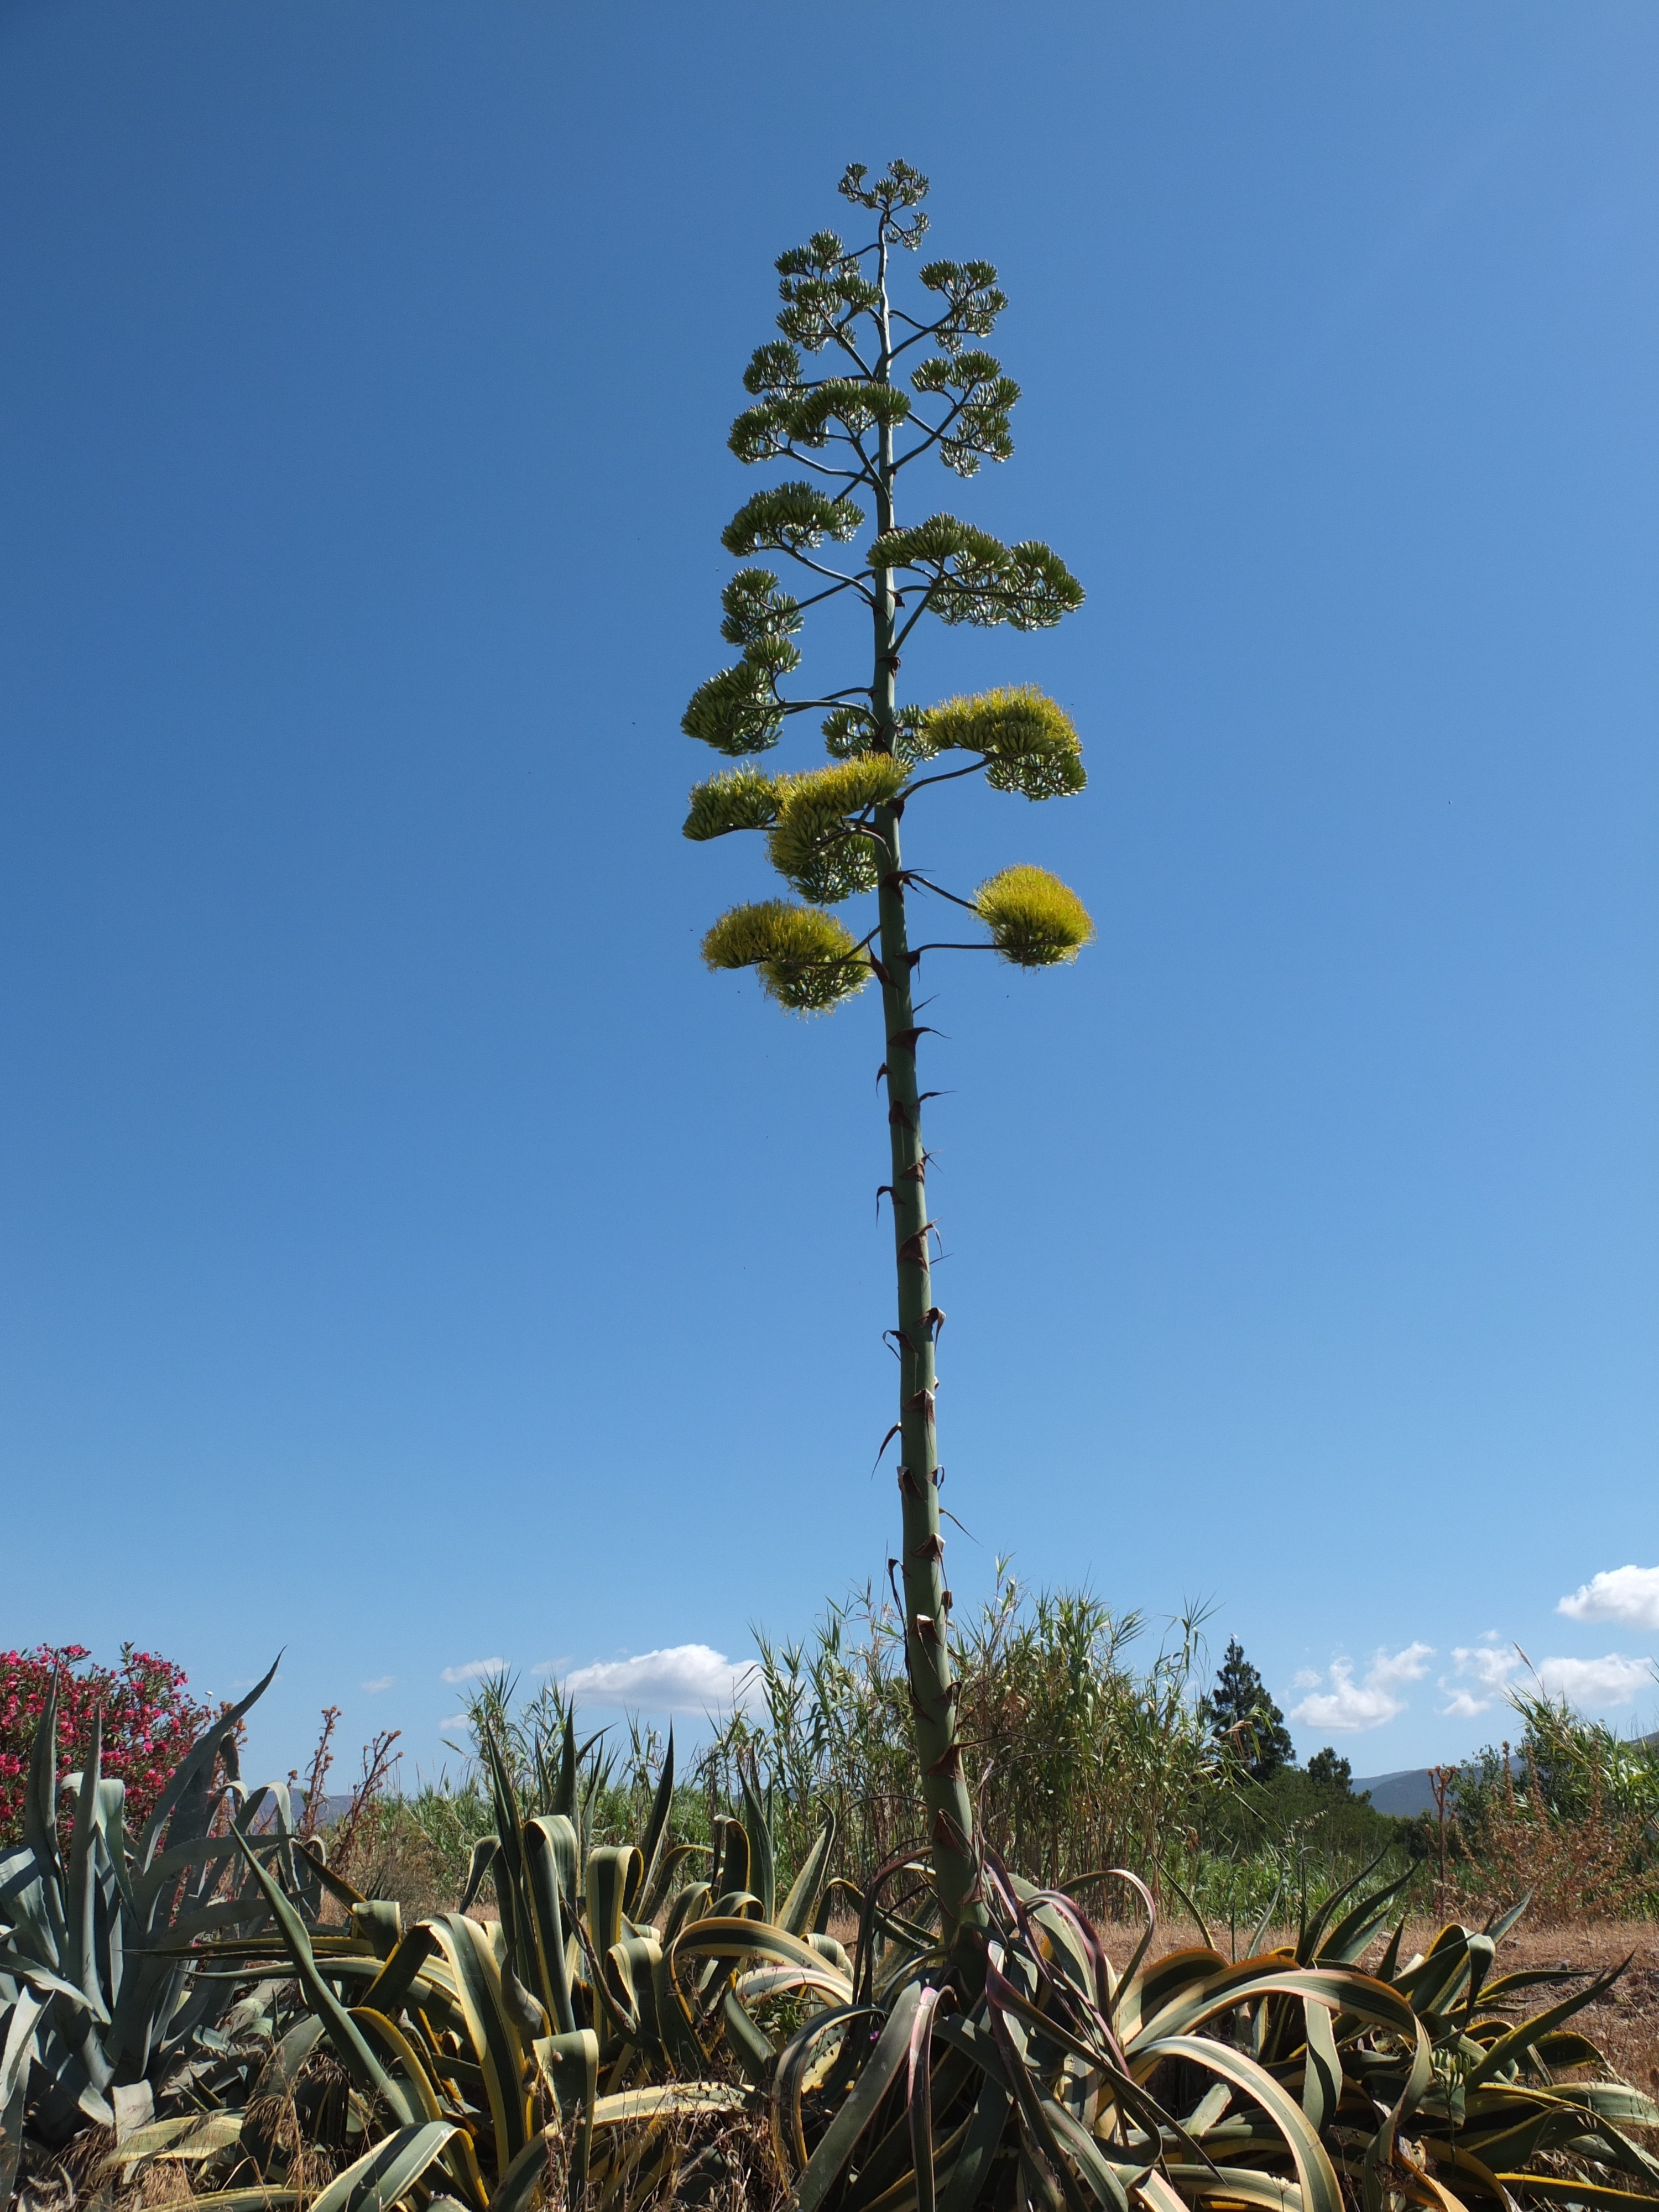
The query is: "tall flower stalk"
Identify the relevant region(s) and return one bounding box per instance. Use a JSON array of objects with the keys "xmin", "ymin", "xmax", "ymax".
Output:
[{"xmin": 685, "ymin": 159, "xmax": 1091, "ymax": 1946}]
